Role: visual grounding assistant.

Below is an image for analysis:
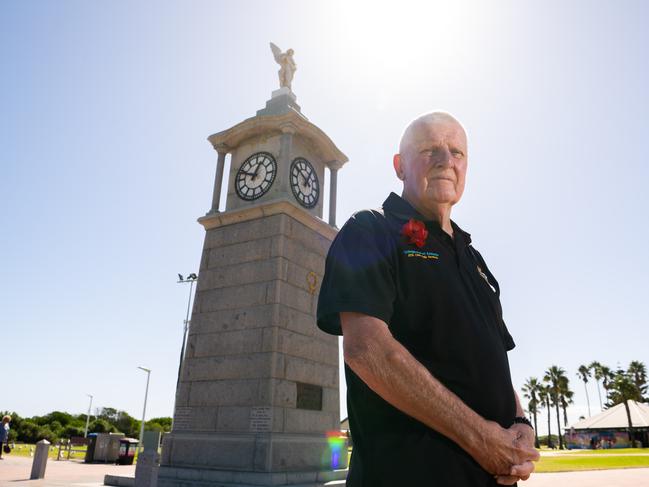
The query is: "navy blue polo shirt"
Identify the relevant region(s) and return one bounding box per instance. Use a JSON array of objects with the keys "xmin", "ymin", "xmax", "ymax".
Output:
[{"xmin": 317, "ymin": 193, "xmax": 517, "ymax": 487}]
